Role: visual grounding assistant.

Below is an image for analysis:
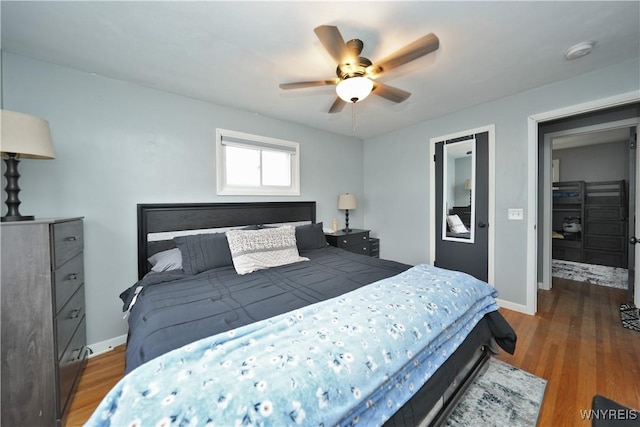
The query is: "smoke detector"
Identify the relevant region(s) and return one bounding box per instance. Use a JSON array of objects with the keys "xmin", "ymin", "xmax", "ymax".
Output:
[{"xmin": 565, "ymin": 42, "xmax": 595, "ymax": 60}]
